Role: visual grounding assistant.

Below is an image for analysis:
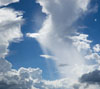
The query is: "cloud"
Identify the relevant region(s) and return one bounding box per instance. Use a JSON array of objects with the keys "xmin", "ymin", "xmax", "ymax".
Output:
[
  {"xmin": 26, "ymin": 0, "xmax": 92, "ymax": 78},
  {"xmin": 78, "ymin": 26, "xmax": 88, "ymax": 29},
  {"xmin": 70, "ymin": 33, "xmax": 92, "ymax": 52},
  {"xmin": 0, "ymin": 0, "xmax": 19, "ymax": 6},
  {"xmin": 0, "ymin": 59, "xmax": 42, "ymax": 89},
  {"xmin": 0, "ymin": 59, "xmax": 78, "ymax": 89},
  {"xmin": 40, "ymin": 54, "xmax": 54, "ymax": 59},
  {"xmin": 93, "ymin": 44, "xmax": 100, "ymax": 53},
  {"xmin": 71, "ymin": 33, "xmax": 100, "ymax": 65},
  {"xmin": 79, "ymin": 70, "xmax": 100, "ymax": 89},
  {"xmin": 80, "ymin": 70, "xmax": 100, "ymax": 84},
  {"xmin": 26, "ymin": 0, "xmax": 100, "ymax": 88},
  {"xmin": 85, "ymin": 53, "xmax": 100, "ymax": 61},
  {"xmin": 0, "ymin": 58, "xmax": 12, "ymax": 73},
  {"xmin": 26, "ymin": 33, "xmax": 40, "ymax": 38},
  {"xmin": 58, "ymin": 64, "xmax": 68, "ymax": 67},
  {"xmin": 0, "ymin": 59, "xmax": 98, "ymax": 89},
  {"xmin": 0, "ymin": 8, "xmax": 23, "ymax": 58}
]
